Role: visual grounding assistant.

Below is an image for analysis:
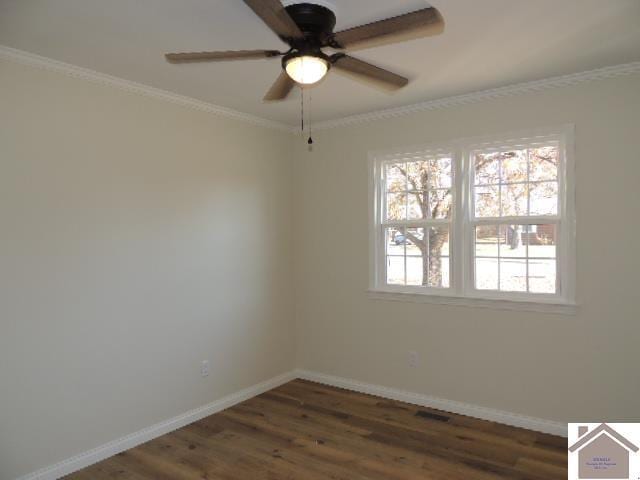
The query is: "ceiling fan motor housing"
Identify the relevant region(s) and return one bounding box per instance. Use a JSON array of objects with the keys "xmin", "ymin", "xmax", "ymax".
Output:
[{"xmin": 284, "ymin": 3, "xmax": 336, "ymax": 49}]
